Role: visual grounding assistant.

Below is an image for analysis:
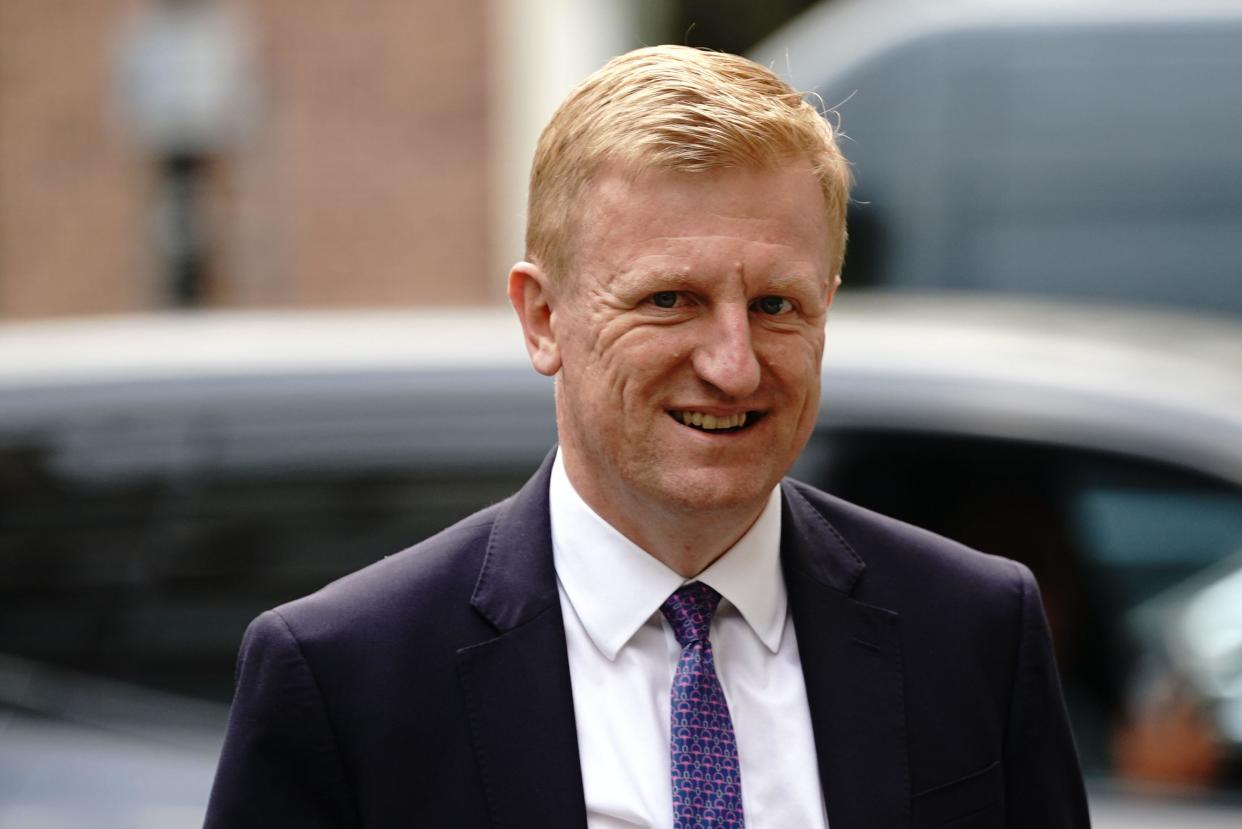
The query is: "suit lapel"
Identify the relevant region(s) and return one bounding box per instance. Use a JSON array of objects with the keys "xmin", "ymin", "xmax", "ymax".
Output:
[
  {"xmin": 781, "ymin": 481, "xmax": 911, "ymax": 829},
  {"xmin": 456, "ymin": 453, "xmax": 588, "ymax": 829}
]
